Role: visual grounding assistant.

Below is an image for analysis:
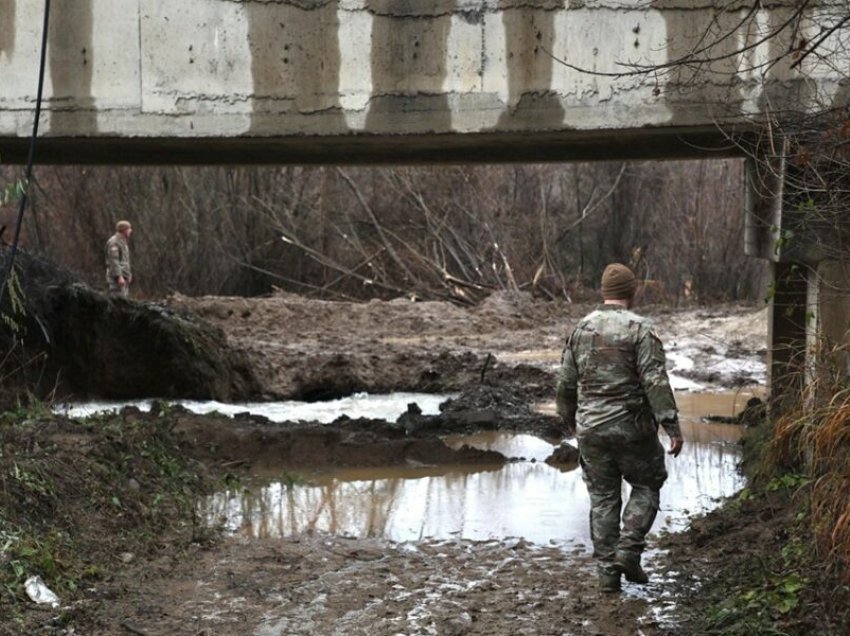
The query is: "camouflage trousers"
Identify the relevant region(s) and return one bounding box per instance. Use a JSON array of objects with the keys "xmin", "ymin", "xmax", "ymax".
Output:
[{"xmin": 577, "ymin": 427, "xmax": 668, "ymax": 575}]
